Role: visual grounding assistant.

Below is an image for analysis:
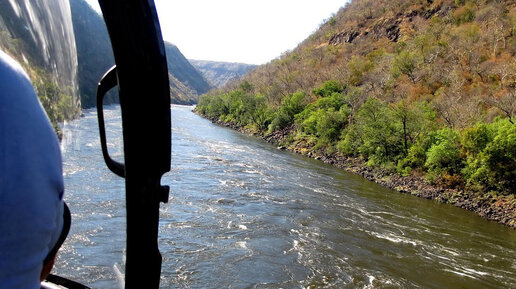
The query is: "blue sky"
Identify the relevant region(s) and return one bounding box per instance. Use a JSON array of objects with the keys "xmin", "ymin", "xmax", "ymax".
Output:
[{"xmin": 85, "ymin": 0, "xmax": 347, "ymax": 64}]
